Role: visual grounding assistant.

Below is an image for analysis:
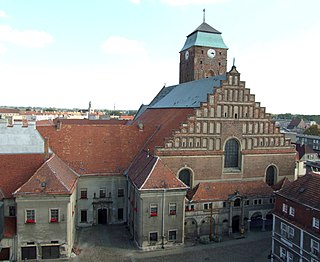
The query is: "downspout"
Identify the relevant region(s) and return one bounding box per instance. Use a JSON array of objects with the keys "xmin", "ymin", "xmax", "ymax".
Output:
[{"xmin": 162, "ymin": 189, "xmax": 165, "ymax": 249}]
